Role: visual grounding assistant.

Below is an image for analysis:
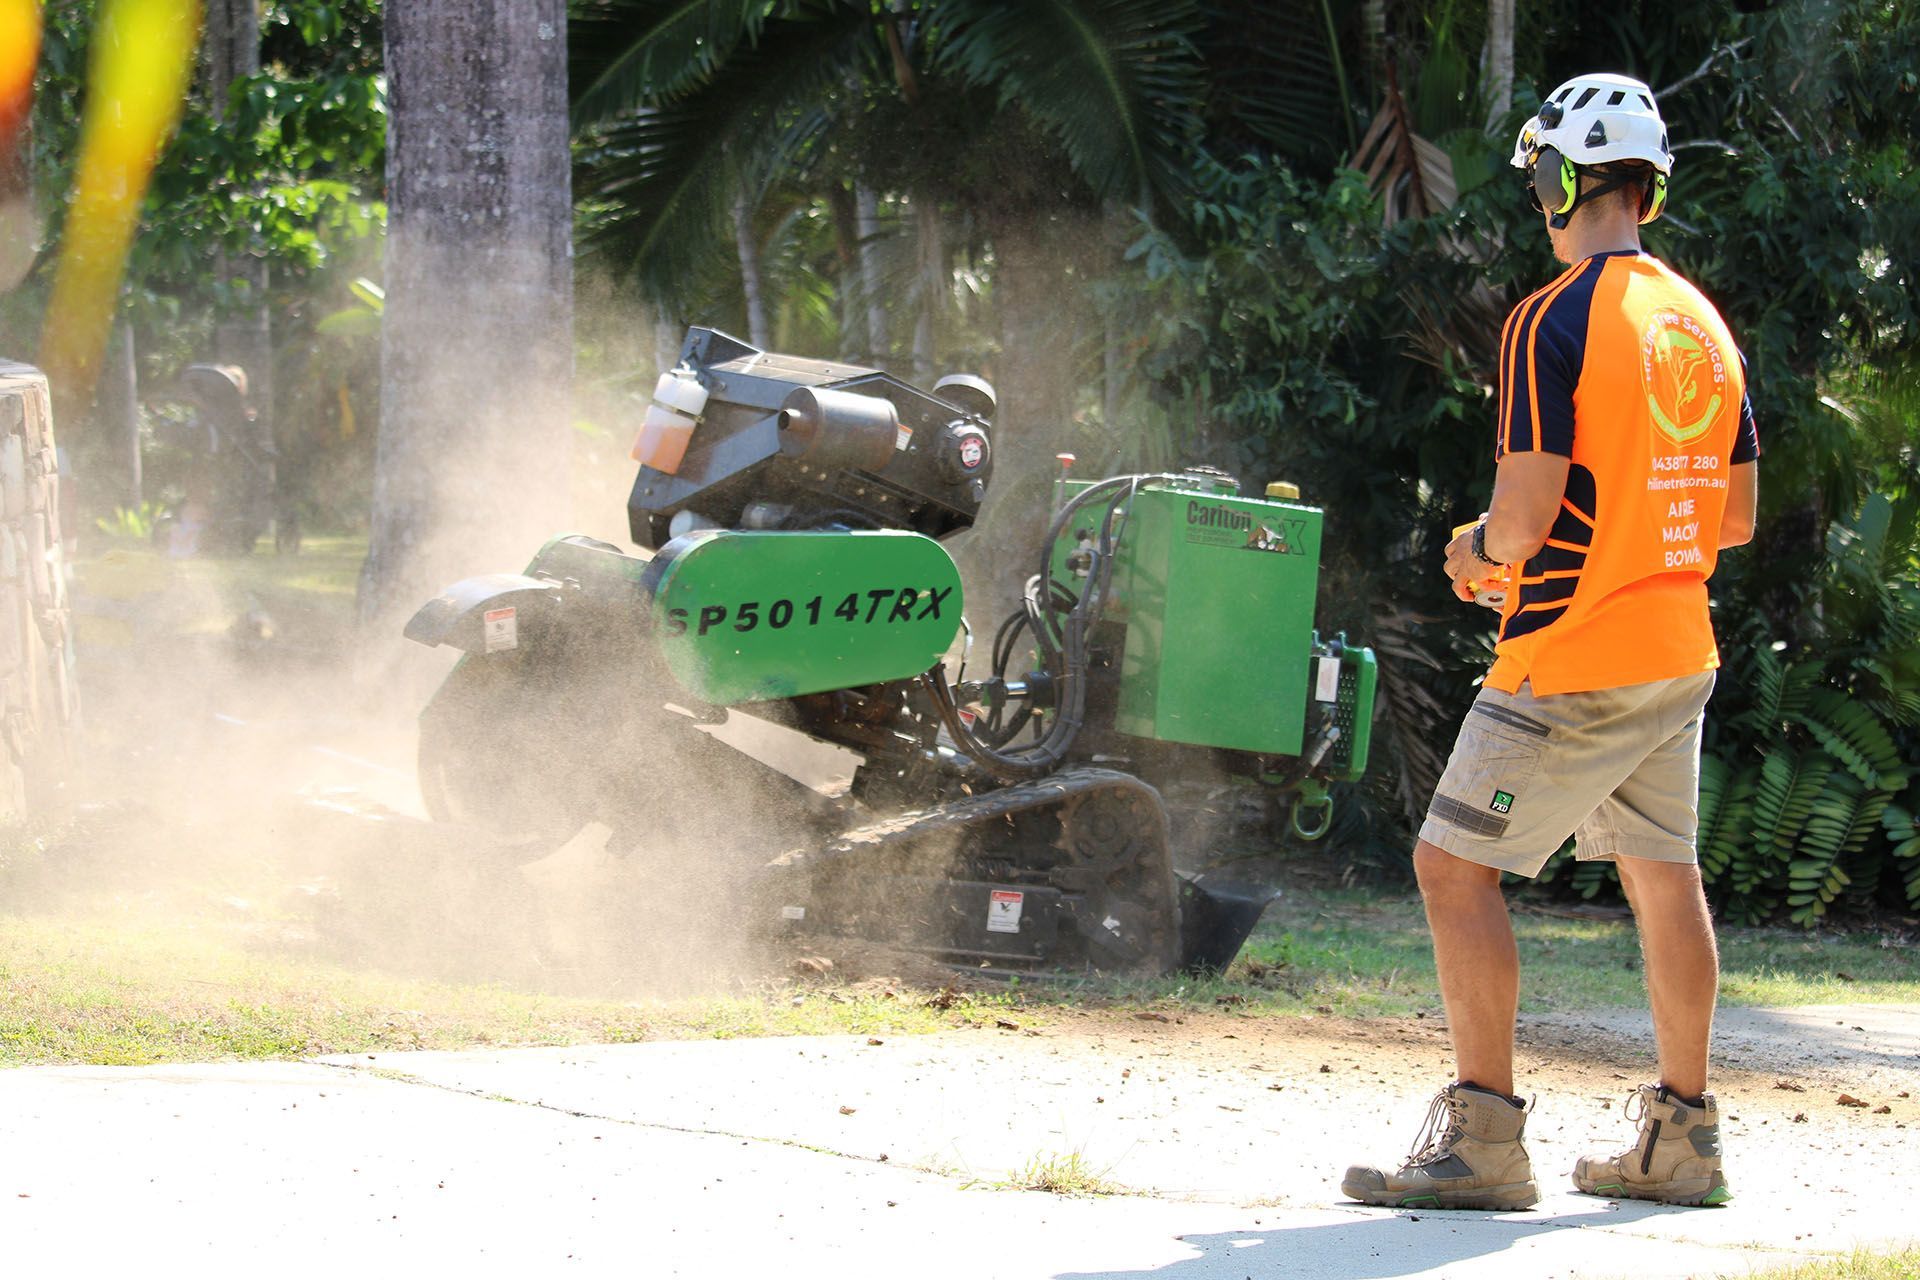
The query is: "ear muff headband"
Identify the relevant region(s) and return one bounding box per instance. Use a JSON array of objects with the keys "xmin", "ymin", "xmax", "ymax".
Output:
[{"xmin": 1531, "ymin": 146, "xmax": 1666, "ymax": 229}]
